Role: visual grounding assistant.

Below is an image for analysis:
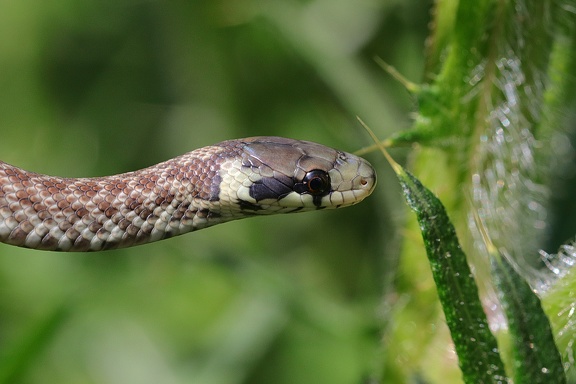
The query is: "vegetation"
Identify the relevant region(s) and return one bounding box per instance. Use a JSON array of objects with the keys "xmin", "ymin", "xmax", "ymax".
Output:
[{"xmin": 0, "ymin": 0, "xmax": 575, "ymax": 383}]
